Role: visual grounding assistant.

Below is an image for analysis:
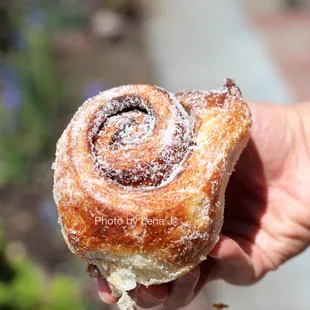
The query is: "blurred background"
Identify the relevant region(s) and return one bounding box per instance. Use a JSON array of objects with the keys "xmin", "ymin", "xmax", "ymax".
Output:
[{"xmin": 0, "ymin": 0, "xmax": 309, "ymax": 309}]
